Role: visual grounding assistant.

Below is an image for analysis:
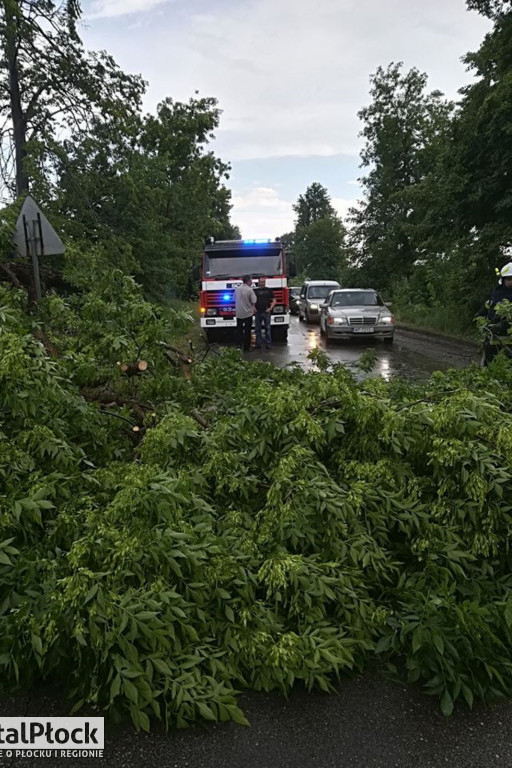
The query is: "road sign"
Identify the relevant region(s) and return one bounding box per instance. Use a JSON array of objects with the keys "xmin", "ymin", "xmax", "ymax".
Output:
[{"xmin": 12, "ymin": 195, "xmax": 65, "ymax": 300}]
